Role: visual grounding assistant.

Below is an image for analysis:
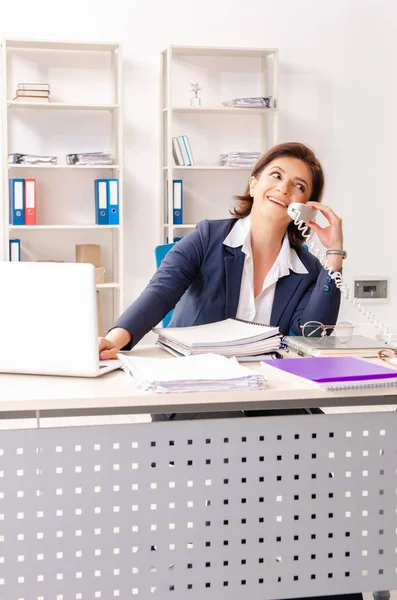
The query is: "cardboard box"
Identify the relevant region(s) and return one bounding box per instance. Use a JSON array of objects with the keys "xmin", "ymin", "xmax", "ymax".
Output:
[
  {"xmin": 95, "ymin": 266, "xmax": 105, "ymax": 284},
  {"xmin": 96, "ymin": 291, "xmax": 104, "ymax": 337},
  {"xmin": 76, "ymin": 244, "xmax": 101, "ymax": 267}
]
